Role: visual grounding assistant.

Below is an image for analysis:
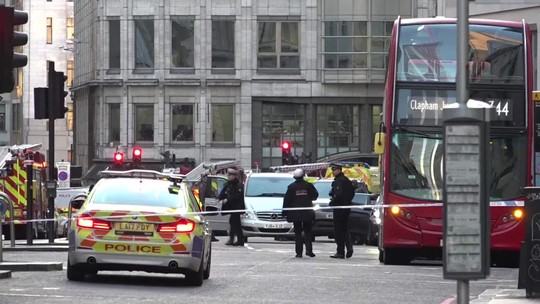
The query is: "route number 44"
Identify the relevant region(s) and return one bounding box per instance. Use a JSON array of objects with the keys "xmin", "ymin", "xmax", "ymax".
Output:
[{"xmin": 488, "ymin": 100, "xmax": 510, "ymax": 117}]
